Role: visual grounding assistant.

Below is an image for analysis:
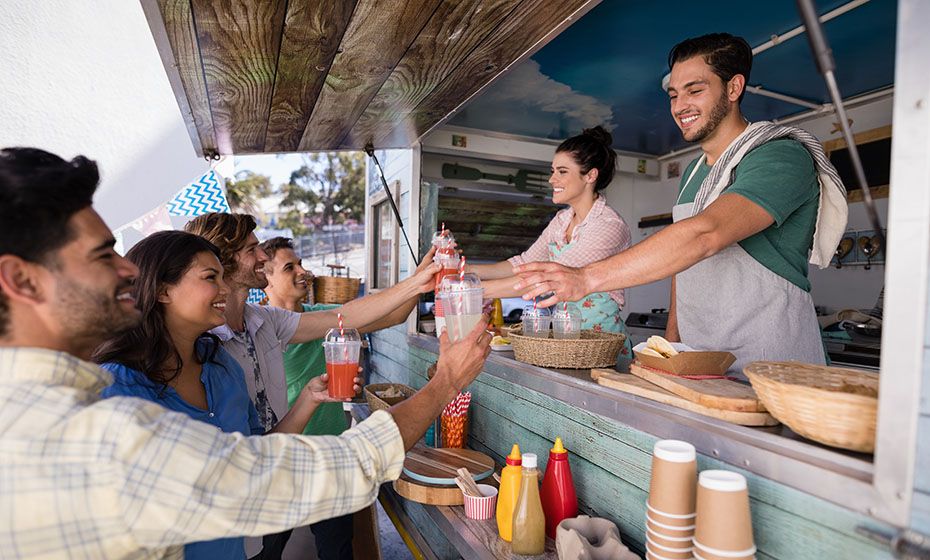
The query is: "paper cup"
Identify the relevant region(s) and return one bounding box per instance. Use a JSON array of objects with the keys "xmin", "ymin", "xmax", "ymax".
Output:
[
  {"xmin": 646, "ymin": 534, "xmax": 693, "ymax": 555},
  {"xmin": 647, "ymin": 502, "xmax": 697, "ymax": 525},
  {"xmin": 648, "ymin": 440, "xmax": 697, "ymax": 516},
  {"xmin": 648, "ymin": 527, "xmax": 694, "ymax": 550},
  {"xmin": 693, "ymin": 541, "xmax": 756, "ymax": 560},
  {"xmin": 646, "ymin": 545, "xmax": 695, "ymax": 560},
  {"xmin": 694, "ymin": 471, "xmax": 754, "ymax": 552},
  {"xmin": 646, "ymin": 512, "xmax": 695, "ymax": 539},
  {"xmin": 463, "ymin": 484, "xmax": 497, "ymax": 520}
]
